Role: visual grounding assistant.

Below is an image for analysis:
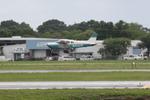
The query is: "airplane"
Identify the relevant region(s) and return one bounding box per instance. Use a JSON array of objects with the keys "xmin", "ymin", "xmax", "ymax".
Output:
[{"xmin": 47, "ymin": 32, "xmax": 97, "ymax": 49}]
